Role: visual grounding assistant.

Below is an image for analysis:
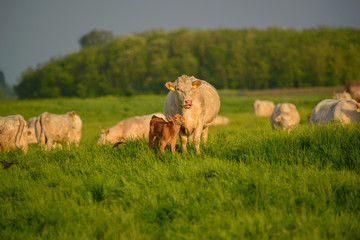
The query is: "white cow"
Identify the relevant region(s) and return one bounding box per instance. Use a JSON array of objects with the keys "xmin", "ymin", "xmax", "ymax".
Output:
[
  {"xmin": 98, "ymin": 113, "xmax": 166, "ymax": 144},
  {"xmin": 0, "ymin": 115, "xmax": 28, "ymax": 153},
  {"xmin": 333, "ymin": 91, "xmax": 351, "ymax": 100},
  {"xmin": 213, "ymin": 115, "xmax": 229, "ymax": 126},
  {"xmin": 164, "ymin": 75, "xmax": 220, "ymax": 154},
  {"xmin": 271, "ymin": 103, "xmax": 300, "ymax": 131},
  {"xmin": 254, "ymin": 100, "xmax": 275, "ymax": 117},
  {"xmin": 310, "ymin": 99, "xmax": 360, "ymax": 125},
  {"xmin": 27, "ymin": 117, "xmax": 38, "ymax": 144},
  {"xmin": 35, "ymin": 111, "xmax": 82, "ymax": 149}
]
